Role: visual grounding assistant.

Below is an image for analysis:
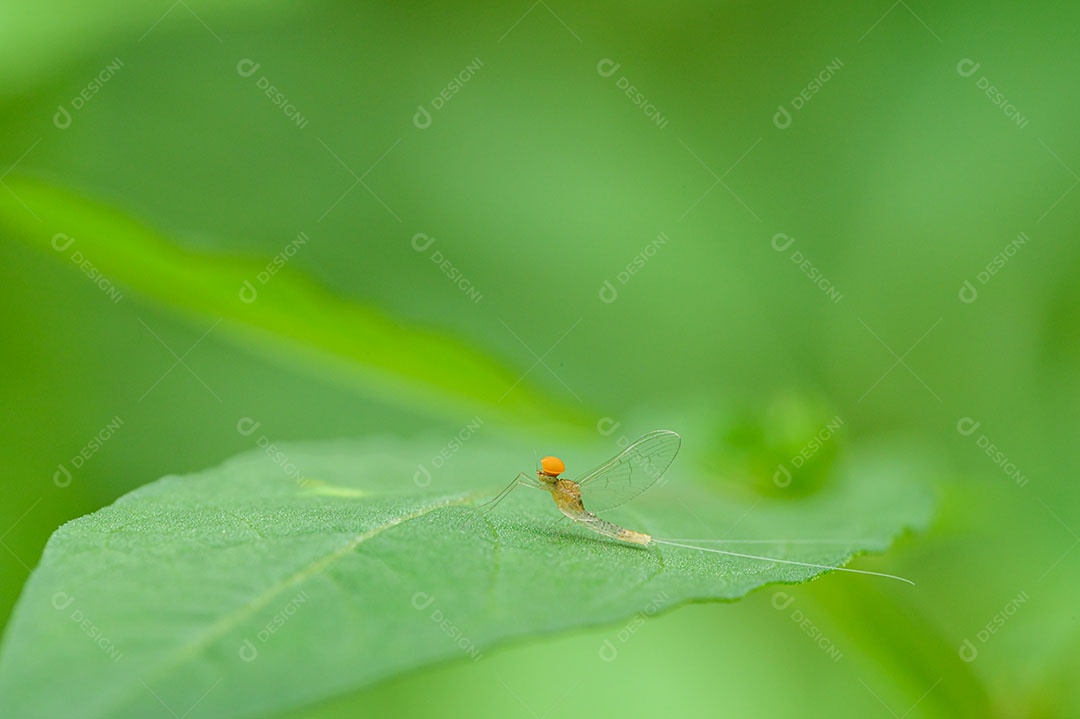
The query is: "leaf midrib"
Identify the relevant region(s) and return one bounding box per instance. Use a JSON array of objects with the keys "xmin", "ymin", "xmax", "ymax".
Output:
[{"xmin": 105, "ymin": 493, "xmax": 476, "ymax": 717}]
